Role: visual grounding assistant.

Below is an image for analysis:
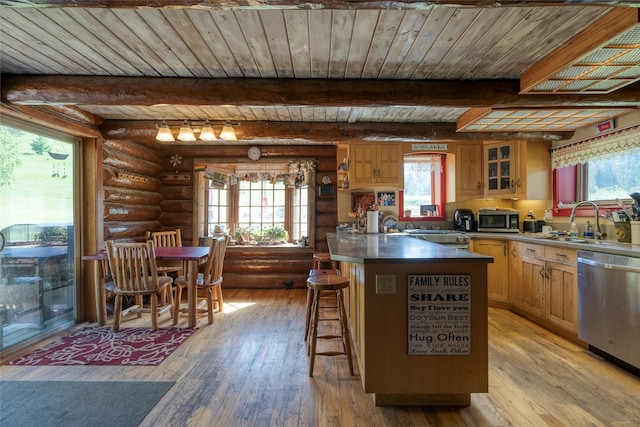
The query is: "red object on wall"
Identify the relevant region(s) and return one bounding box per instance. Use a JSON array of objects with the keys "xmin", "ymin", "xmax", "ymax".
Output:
[{"xmin": 553, "ymin": 166, "xmax": 577, "ymax": 216}]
